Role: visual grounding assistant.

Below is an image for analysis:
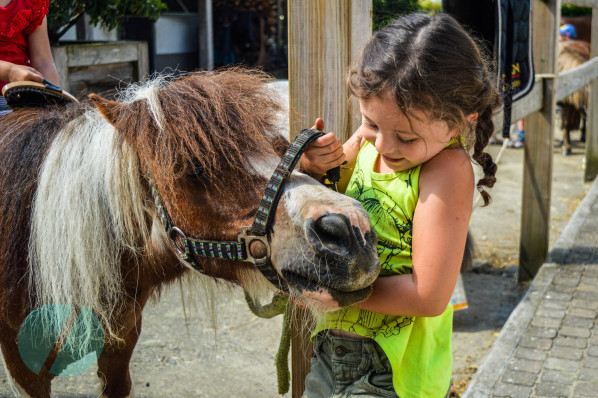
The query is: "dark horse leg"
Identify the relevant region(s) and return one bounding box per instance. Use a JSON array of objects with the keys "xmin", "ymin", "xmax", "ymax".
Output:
[
  {"xmin": 563, "ymin": 128, "xmax": 572, "ymax": 156},
  {"xmin": 96, "ymin": 296, "xmax": 148, "ymax": 398},
  {"xmin": 560, "ymin": 104, "xmax": 579, "ymax": 156},
  {"xmin": 581, "ymin": 109, "xmax": 587, "ymax": 143},
  {"xmin": 0, "ymin": 323, "xmax": 54, "ymax": 397}
]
